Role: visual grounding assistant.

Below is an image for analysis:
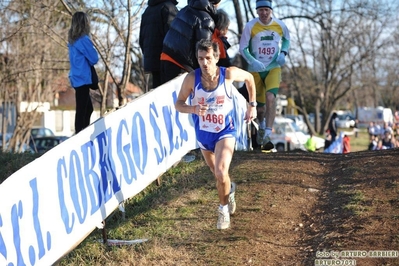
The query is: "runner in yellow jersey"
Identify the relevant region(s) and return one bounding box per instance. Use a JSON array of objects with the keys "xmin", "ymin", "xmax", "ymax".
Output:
[{"xmin": 239, "ymin": 0, "xmax": 290, "ymax": 151}]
